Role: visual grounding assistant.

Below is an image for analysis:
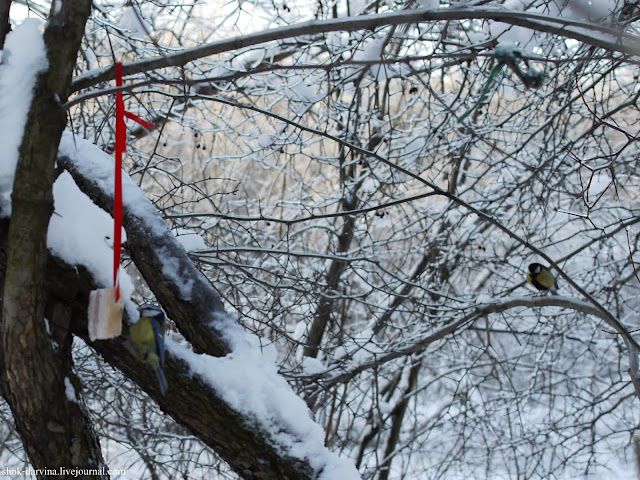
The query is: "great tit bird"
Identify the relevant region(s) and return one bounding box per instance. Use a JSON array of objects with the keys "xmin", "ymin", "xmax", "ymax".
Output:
[
  {"xmin": 526, "ymin": 263, "xmax": 557, "ymax": 294},
  {"xmin": 124, "ymin": 304, "xmax": 168, "ymax": 396}
]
